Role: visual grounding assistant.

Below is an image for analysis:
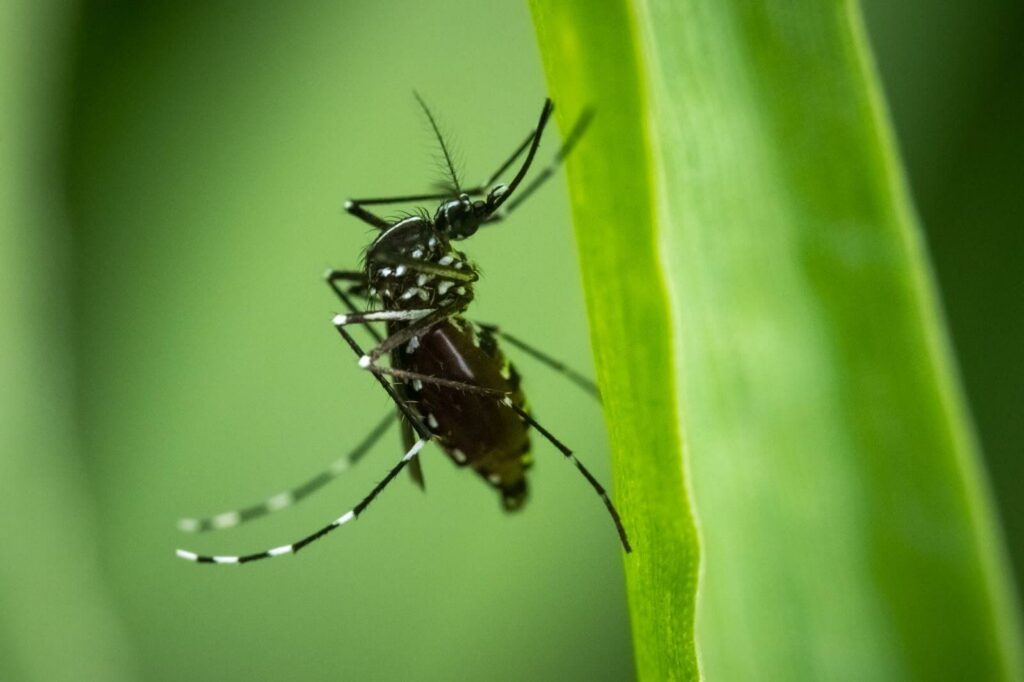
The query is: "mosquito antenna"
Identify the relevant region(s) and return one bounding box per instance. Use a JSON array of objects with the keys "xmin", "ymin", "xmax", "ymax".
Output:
[{"xmin": 413, "ymin": 91, "xmax": 461, "ymax": 193}]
